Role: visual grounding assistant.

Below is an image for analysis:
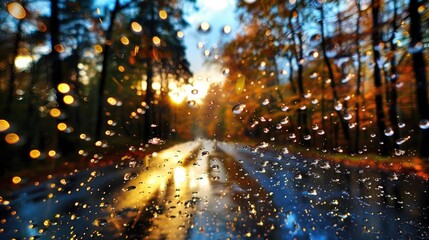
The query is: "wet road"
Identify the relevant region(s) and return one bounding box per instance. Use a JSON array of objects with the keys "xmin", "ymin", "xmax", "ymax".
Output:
[{"xmin": 1, "ymin": 139, "xmax": 428, "ymax": 239}]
